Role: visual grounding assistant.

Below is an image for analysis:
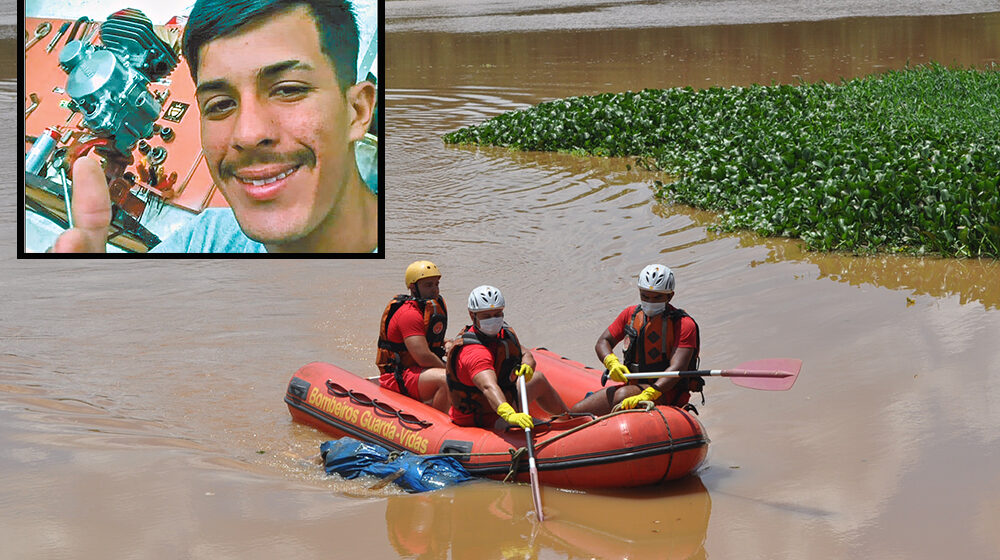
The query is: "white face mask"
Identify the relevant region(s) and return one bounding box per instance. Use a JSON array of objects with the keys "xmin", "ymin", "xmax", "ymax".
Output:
[
  {"xmin": 477, "ymin": 316, "xmax": 504, "ymax": 336},
  {"xmin": 640, "ymin": 301, "xmax": 666, "ymax": 316}
]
